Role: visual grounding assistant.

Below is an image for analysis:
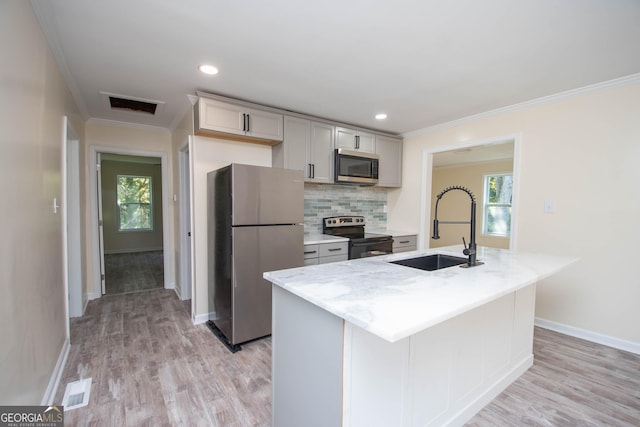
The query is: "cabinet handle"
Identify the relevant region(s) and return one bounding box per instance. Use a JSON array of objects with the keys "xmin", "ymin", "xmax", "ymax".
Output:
[
  {"xmin": 355, "ymin": 135, "xmax": 360, "ymax": 149},
  {"xmin": 311, "ymin": 163, "xmax": 315, "ymax": 178},
  {"xmin": 328, "ymin": 248, "xmax": 342, "ymax": 252},
  {"xmin": 242, "ymin": 113, "xmax": 251, "ymax": 132},
  {"xmin": 304, "ymin": 250, "xmax": 317, "ymax": 255},
  {"xmin": 399, "ymin": 240, "xmax": 410, "ymax": 244}
]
